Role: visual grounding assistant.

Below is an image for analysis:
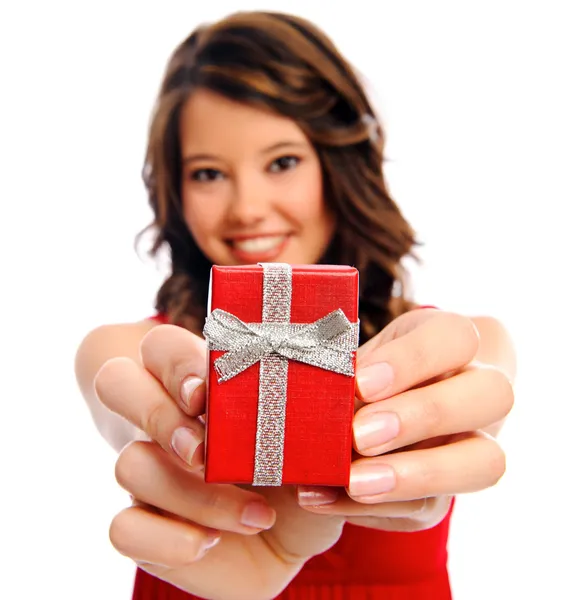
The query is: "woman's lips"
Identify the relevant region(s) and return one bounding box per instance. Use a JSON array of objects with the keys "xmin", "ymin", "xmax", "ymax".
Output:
[{"xmin": 227, "ymin": 234, "xmax": 291, "ymax": 262}]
